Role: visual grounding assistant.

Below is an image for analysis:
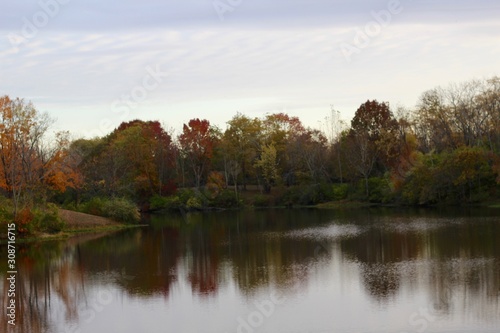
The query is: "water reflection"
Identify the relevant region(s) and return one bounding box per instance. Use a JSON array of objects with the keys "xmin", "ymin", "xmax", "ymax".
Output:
[{"xmin": 1, "ymin": 208, "xmax": 499, "ymax": 332}]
